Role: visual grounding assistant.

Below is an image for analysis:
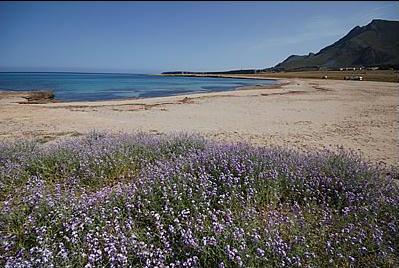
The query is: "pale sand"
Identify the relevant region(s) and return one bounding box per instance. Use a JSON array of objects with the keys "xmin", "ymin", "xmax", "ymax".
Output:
[{"xmin": 0, "ymin": 78, "xmax": 398, "ymax": 166}]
